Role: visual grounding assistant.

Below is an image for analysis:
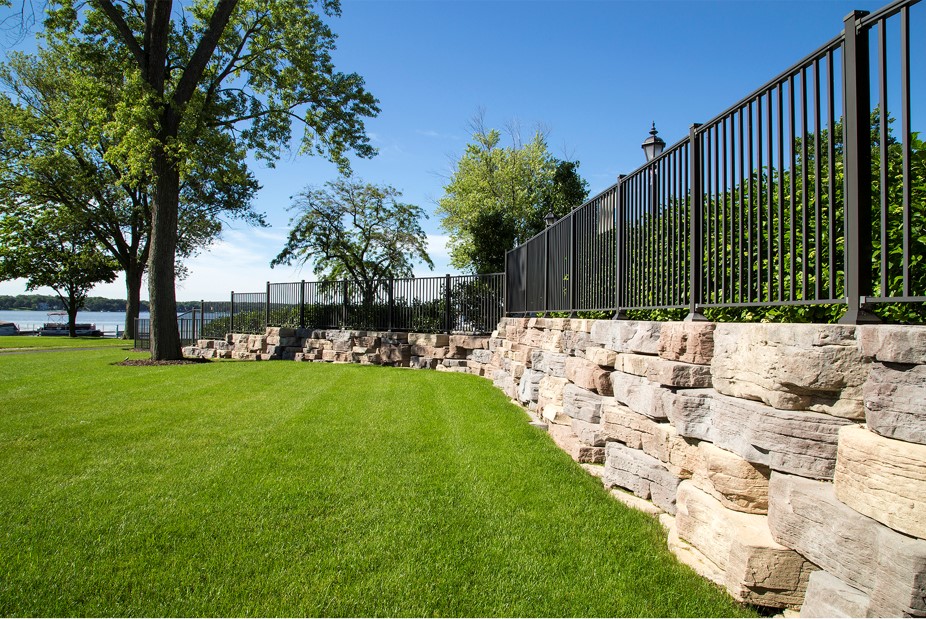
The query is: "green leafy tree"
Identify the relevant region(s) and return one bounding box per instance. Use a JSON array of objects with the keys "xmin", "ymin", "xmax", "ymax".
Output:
[
  {"xmin": 438, "ymin": 123, "xmax": 589, "ymax": 273},
  {"xmin": 25, "ymin": 0, "xmax": 378, "ymax": 359},
  {"xmin": 272, "ymin": 177, "xmax": 433, "ymax": 309},
  {"xmin": 0, "ymin": 40, "xmax": 263, "ymax": 339},
  {"xmin": 0, "ymin": 206, "xmax": 118, "ymax": 336}
]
